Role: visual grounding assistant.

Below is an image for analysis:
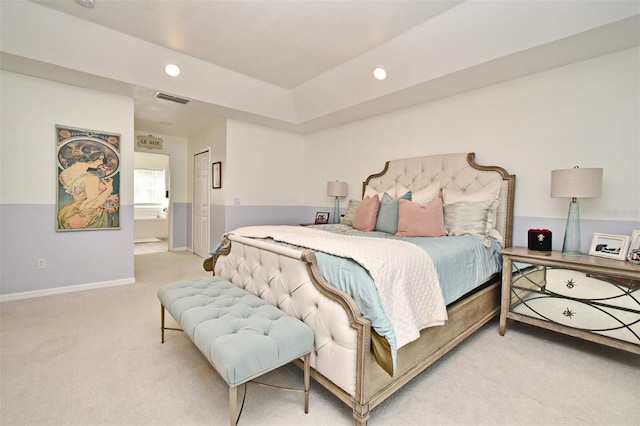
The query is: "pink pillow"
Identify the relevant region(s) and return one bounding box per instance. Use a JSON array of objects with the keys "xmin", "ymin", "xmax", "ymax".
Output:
[
  {"xmin": 396, "ymin": 198, "xmax": 446, "ymax": 237},
  {"xmin": 352, "ymin": 195, "xmax": 380, "ymax": 232}
]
